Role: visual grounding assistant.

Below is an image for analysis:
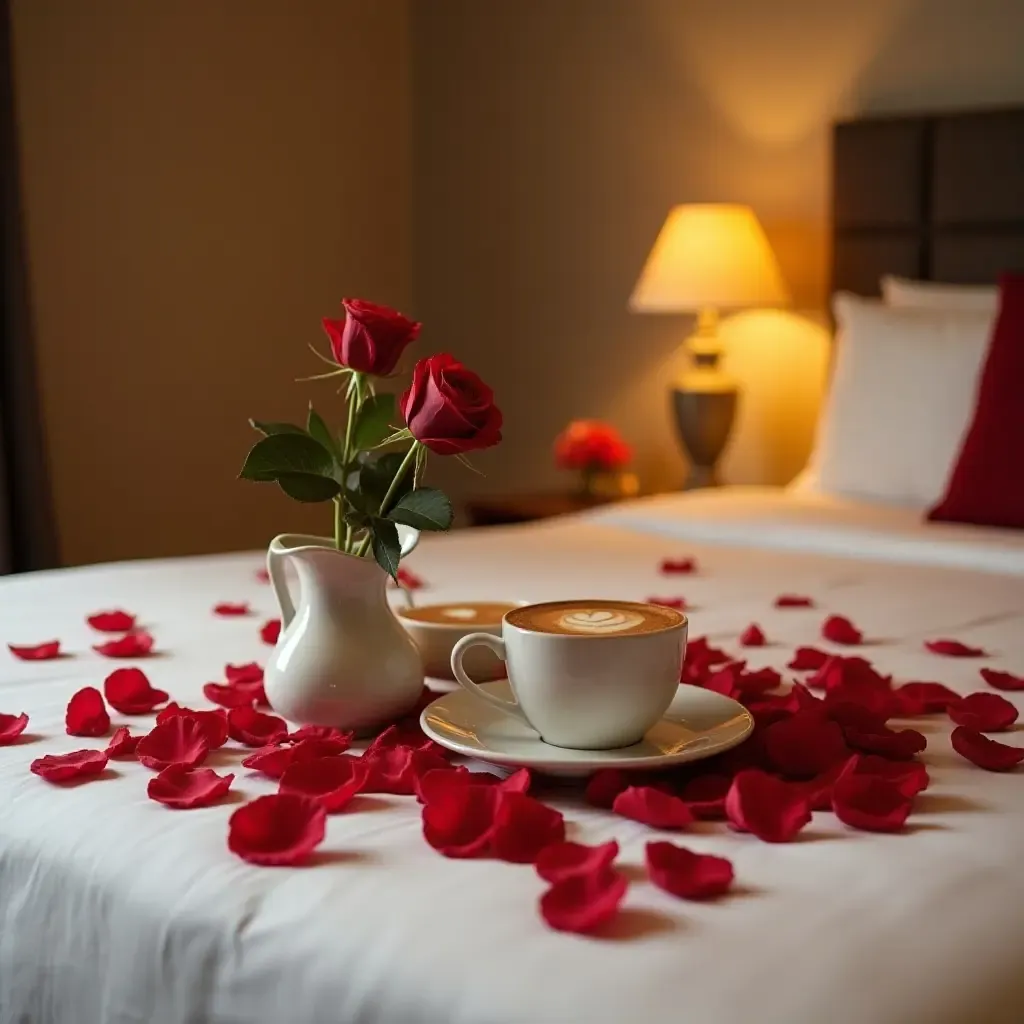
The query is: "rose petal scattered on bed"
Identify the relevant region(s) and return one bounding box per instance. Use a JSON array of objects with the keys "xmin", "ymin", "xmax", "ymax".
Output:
[
  {"xmin": 148, "ymin": 765, "xmax": 234, "ymax": 809},
  {"xmin": 647, "ymin": 596, "xmax": 688, "ymax": 610},
  {"xmin": 536, "ymin": 840, "xmax": 619, "ymax": 884},
  {"xmin": 259, "ymin": 620, "xmax": 281, "ymax": 646},
  {"xmin": 422, "ymin": 778, "xmax": 501, "ymax": 858},
  {"xmin": 660, "ymin": 557, "xmax": 697, "ymax": 575},
  {"xmin": 646, "ymin": 841, "xmax": 734, "ymax": 900},
  {"xmin": 30, "ymin": 749, "xmax": 108, "ymax": 783},
  {"xmin": 947, "ymin": 692, "xmax": 1019, "ymax": 732},
  {"xmin": 736, "ymin": 666, "xmax": 782, "ymax": 696},
  {"xmin": 583, "ymin": 768, "xmax": 631, "ymax": 809},
  {"xmin": 8, "ymin": 640, "xmax": 62, "ymax": 661},
  {"xmin": 832, "ymin": 773, "xmax": 913, "ymax": 832},
  {"xmin": 925, "ymin": 639, "xmax": 986, "ymax": 658},
  {"xmin": 838, "ymin": 754, "xmax": 929, "ymax": 799},
  {"xmin": 980, "ymin": 668, "xmax": 1024, "ymax": 691},
  {"xmin": 105, "ymin": 726, "xmax": 140, "ymax": 758},
  {"xmin": 788, "ymin": 646, "xmax": 829, "ymax": 671},
  {"xmin": 243, "ymin": 737, "xmax": 357, "ymax": 779},
  {"xmin": 365, "ymin": 719, "xmax": 438, "ymax": 755},
  {"xmin": 65, "ymin": 686, "xmax": 110, "ymax": 737},
  {"xmin": 137, "ymin": 716, "xmax": 210, "ymax": 770},
  {"xmin": 395, "ymin": 567, "xmax": 425, "ymax": 590},
  {"xmin": 725, "ymin": 769, "xmax": 811, "ymax": 843},
  {"xmin": 227, "ymin": 706, "xmax": 289, "ymax": 748},
  {"xmin": 490, "ymin": 793, "xmax": 566, "ymax": 863},
  {"xmin": 843, "ymin": 724, "xmax": 926, "ymax": 760},
  {"xmin": 680, "ymin": 773, "xmax": 731, "ymax": 819},
  {"xmin": 739, "ymin": 623, "xmax": 767, "ymax": 647},
  {"xmin": 0, "ymin": 712, "xmax": 29, "ymax": 745},
  {"xmin": 157, "ymin": 704, "xmax": 229, "ymax": 748},
  {"xmin": 822, "ymin": 615, "xmax": 863, "ymax": 645},
  {"xmin": 279, "ymin": 755, "xmax": 368, "ymax": 812},
  {"xmin": 539, "ymin": 866, "xmax": 628, "ymax": 934},
  {"xmin": 203, "ymin": 681, "xmax": 262, "ymax": 709},
  {"xmin": 951, "ymin": 727, "xmax": 1024, "ymax": 772},
  {"xmin": 612, "ymin": 786, "xmax": 693, "ymax": 829},
  {"xmin": 289, "ymin": 724, "xmax": 354, "ymax": 747},
  {"xmin": 225, "ymin": 662, "xmax": 264, "ymax": 685},
  {"xmin": 86, "ymin": 610, "xmax": 136, "ymax": 633},
  {"xmin": 702, "ymin": 664, "xmax": 740, "ymax": 698},
  {"xmin": 895, "ymin": 681, "xmax": 962, "ymax": 715},
  {"xmin": 103, "ymin": 667, "xmax": 169, "ymax": 714},
  {"xmin": 255, "ymin": 567, "xmax": 271, "ymax": 583},
  {"xmin": 761, "ymin": 710, "xmax": 850, "ymax": 780},
  {"xmin": 775, "ymin": 595, "xmax": 814, "ymax": 609},
  {"xmin": 213, "ymin": 602, "xmax": 251, "ymax": 617},
  {"xmin": 92, "ymin": 632, "xmax": 155, "ymax": 658},
  {"xmin": 227, "ymin": 793, "xmax": 327, "ymax": 866},
  {"xmin": 362, "ymin": 744, "xmax": 449, "ymax": 795}
]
